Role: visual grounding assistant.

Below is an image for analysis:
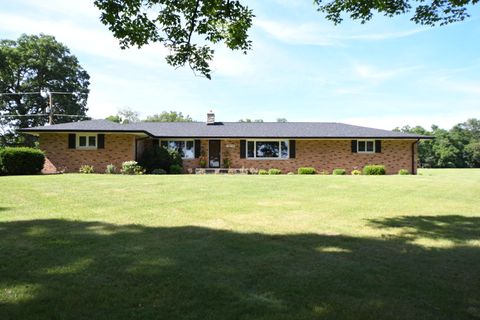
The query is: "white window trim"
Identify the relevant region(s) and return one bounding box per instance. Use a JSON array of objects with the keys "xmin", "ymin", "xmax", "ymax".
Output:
[
  {"xmin": 246, "ymin": 139, "xmax": 289, "ymax": 160},
  {"xmin": 357, "ymin": 139, "xmax": 375, "ymax": 154},
  {"xmin": 76, "ymin": 134, "xmax": 97, "ymax": 149},
  {"xmin": 160, "ymin": 139, "xmax": 195, "ymax": 160}
]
